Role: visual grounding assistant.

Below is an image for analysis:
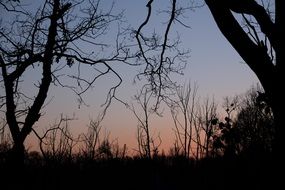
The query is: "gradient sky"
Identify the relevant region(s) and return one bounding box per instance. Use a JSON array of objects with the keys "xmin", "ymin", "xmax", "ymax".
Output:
[{"xmin": 0, "ymin": 0, "xmax": 260, "ymax": 154}]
